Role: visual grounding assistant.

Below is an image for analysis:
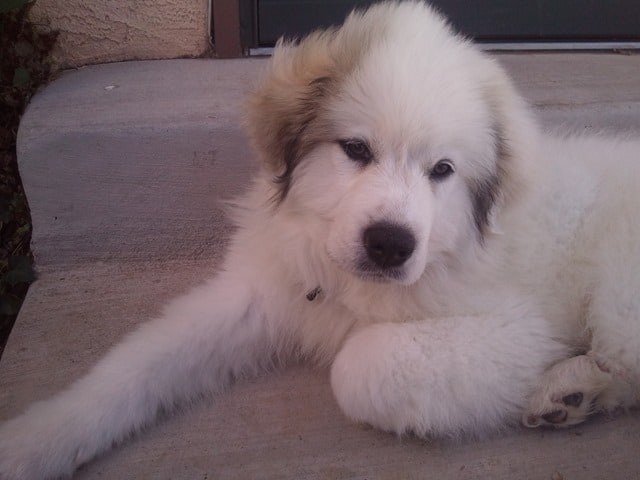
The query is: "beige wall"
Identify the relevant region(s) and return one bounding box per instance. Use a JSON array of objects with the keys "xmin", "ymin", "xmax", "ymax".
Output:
[{"xmin": 30, "ymin": 0, "xmax": 210, "ymax": 69}]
